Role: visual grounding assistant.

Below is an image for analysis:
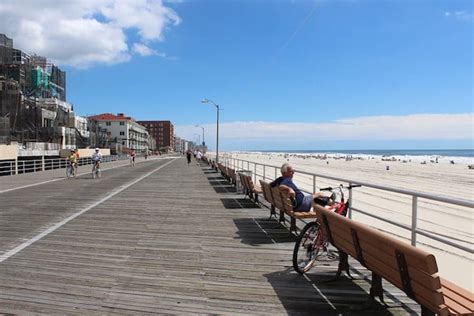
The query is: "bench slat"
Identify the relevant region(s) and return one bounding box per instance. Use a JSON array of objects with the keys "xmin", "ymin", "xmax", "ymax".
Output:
[
  {"xmin": 443, "ymin": 291, "xmax": 474, "ymax": 315},
  {"xmin": 440, "ymin": 279, "xmax": 474, "ymax": 315},
  {"xmin": 440, "ymin": 278, "xmax": 474, "ymax": 303}
]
